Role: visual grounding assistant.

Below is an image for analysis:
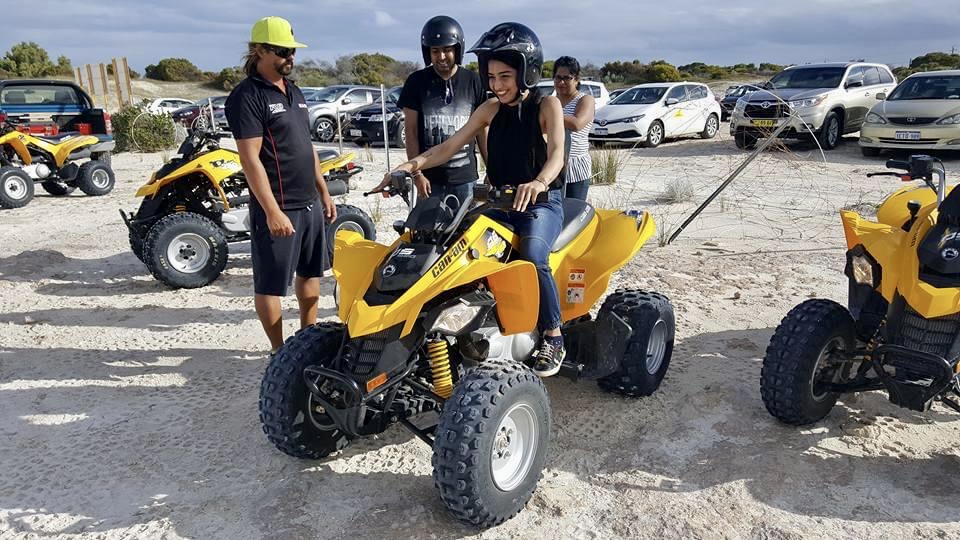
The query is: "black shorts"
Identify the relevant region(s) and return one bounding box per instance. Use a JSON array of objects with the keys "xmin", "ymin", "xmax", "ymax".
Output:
[{"xmin": 250, "ymin": 200, "xmax": 329, "ymax": 296}]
